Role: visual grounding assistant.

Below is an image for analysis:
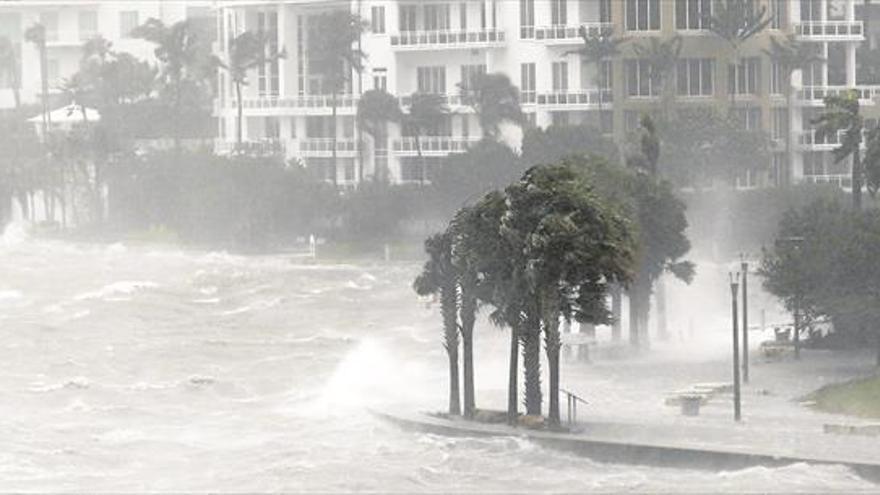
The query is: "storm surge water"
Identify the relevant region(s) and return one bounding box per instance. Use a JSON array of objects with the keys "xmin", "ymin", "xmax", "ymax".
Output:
[{"xmin": 0, "ymin": 231, "xmax": 874, "ymax": 492}]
